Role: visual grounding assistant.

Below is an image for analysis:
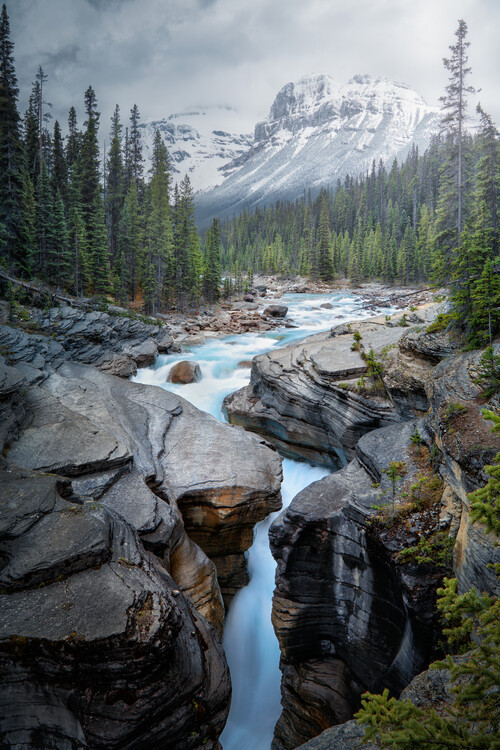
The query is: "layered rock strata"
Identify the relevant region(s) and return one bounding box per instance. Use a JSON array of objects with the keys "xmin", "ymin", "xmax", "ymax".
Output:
[
  {"xmin": 296, "ymin": 655, "xmax": 465, "ymax": 749},
  {"xmin": 224, "ymin": 307, "xmax": 442, "ymax": 465},
  {"xmin": 269, "ymin": 420, "xmax": 446, "ymax": 750},
  {"xmin": 0, "ymin": 322, "xmax": 283, "ymax": 747},
  {"xmin": 0, "ymin": 307, "xmax": 174, "ymax": 379},
  {"xmin": 261, "ymin": 315, "xmax": 499, "ymax": 749}
]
